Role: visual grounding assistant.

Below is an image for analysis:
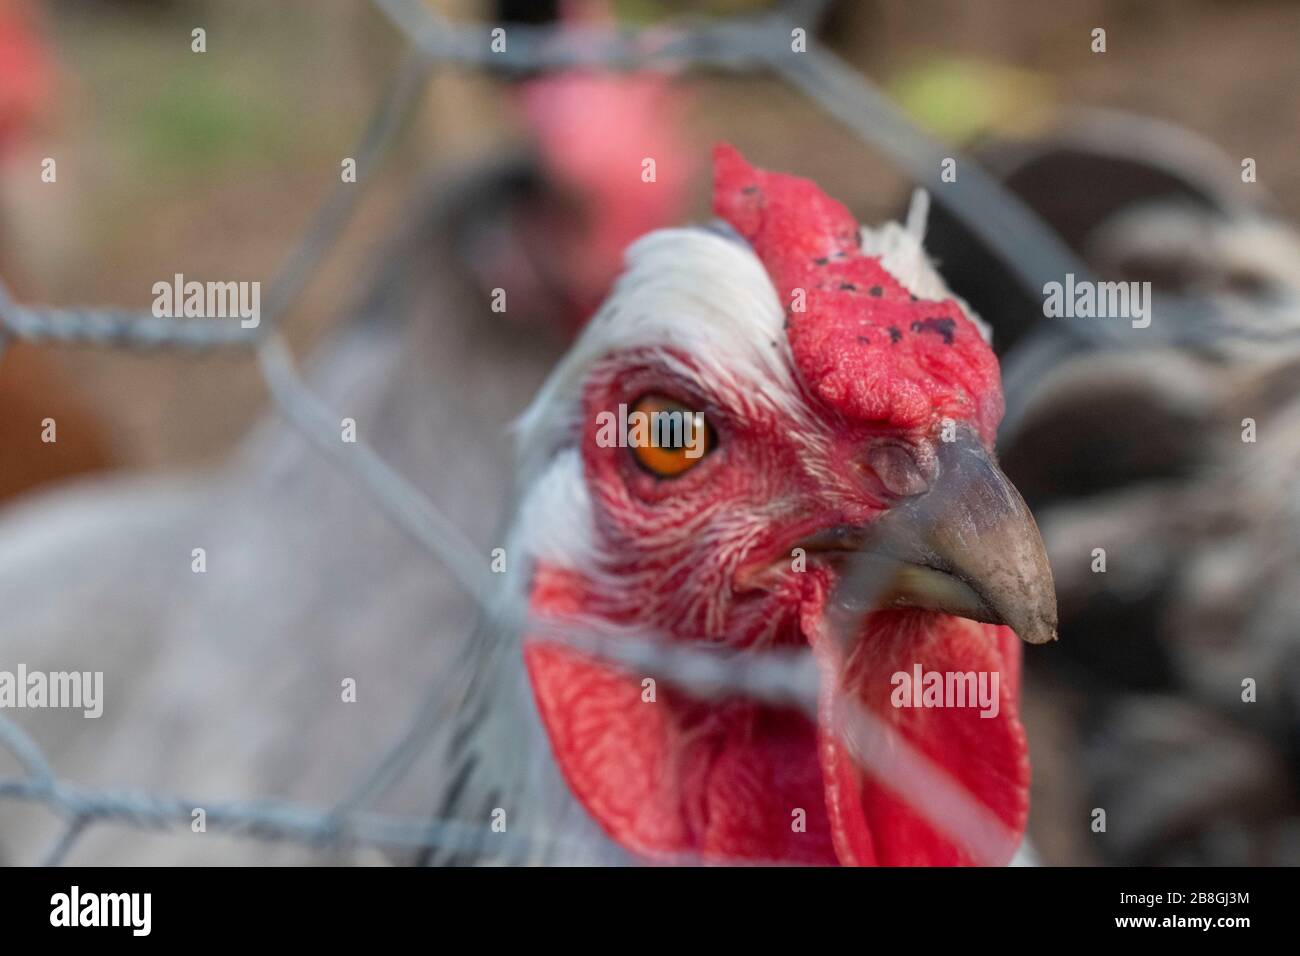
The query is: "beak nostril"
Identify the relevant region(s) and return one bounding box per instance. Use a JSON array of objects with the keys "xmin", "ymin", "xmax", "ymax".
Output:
[{"xmin": 867, "ymin": 441, "xmax": 931, "ymax": 498}]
